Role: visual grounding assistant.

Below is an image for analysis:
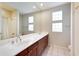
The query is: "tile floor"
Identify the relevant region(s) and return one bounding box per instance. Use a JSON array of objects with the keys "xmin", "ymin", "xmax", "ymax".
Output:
[{"xmin": 42, "ymin": 45, "xmax": 70, "ymax": 56}]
